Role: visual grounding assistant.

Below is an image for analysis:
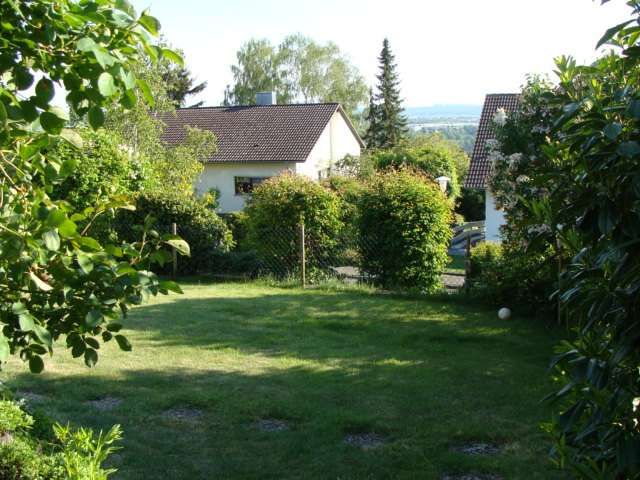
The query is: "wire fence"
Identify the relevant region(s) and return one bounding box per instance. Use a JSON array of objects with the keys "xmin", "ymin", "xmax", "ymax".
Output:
[
  {"xmin": 162, "ymin": 220, "xmax": 481, "ymax": 291},
  {"xmin": 207, "ymin": 224, "xmax": 376, "ymax": 286}
]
